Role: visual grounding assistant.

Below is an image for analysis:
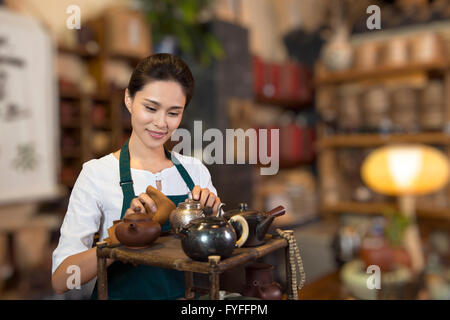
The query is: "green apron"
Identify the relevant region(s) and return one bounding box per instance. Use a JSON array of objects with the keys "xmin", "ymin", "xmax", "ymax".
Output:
[{"xmin": 92, "ymin": 139, "xmax": 195, "ymax": 300}]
